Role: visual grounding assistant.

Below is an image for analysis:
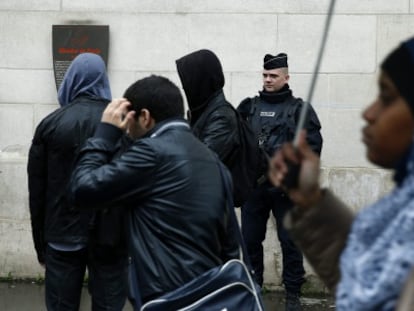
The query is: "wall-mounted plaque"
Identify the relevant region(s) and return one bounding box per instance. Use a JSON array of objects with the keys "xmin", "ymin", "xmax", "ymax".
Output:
[{"xmin": 52, "ymin": 25, "xmax": 109, "ymax": 91}]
